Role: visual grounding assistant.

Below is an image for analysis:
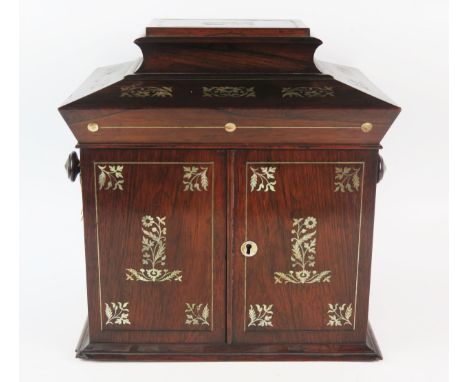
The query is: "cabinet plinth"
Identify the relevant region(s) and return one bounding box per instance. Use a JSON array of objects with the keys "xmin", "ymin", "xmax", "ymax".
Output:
[{"xmin": 59, "ymin": 19, "xmax": 400, "ymax": 361}]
